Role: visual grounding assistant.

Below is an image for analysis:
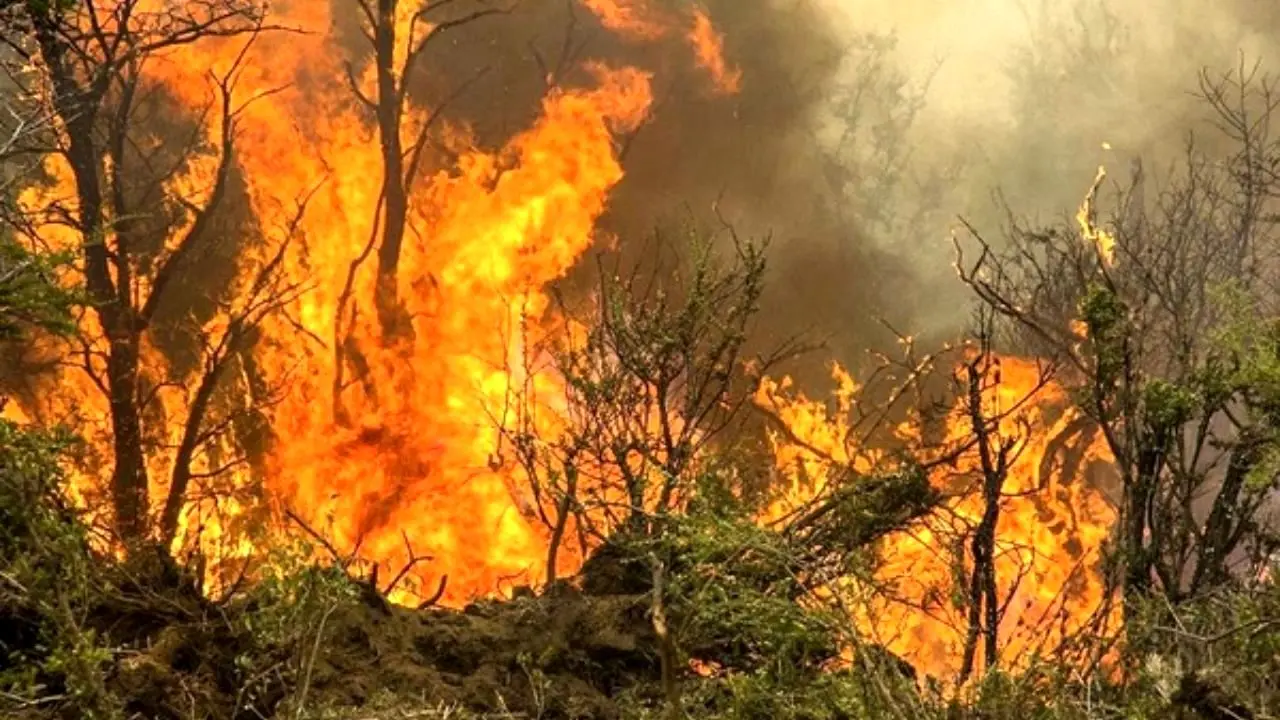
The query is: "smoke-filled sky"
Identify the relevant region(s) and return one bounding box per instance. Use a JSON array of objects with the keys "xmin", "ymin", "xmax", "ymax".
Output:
[
  {"xmin": 12, "ymin": 0, "xmax": 1271, "ymax": 390},
  {"xmin": 517, "ymin": 0, "xmax": 1280, "ymax": 379},
  {"xmin": 824, "ymin": 0, "xmax": 1277, "ymax": 121},
  {"xmin": 798, "ymin": 0, "xmax": 1280, "ymax": 337}
]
